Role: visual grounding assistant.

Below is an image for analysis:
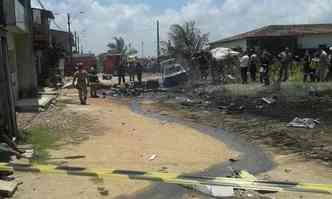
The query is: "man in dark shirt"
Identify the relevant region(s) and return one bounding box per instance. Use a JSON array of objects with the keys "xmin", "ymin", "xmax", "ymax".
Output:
[
  {"xmin": 136, "ymin": 62, "xmax": 143, "ymax": 84},
  {"xmin": 118, "ymin": 61, "xmax": 126, "ymax": 85}
]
